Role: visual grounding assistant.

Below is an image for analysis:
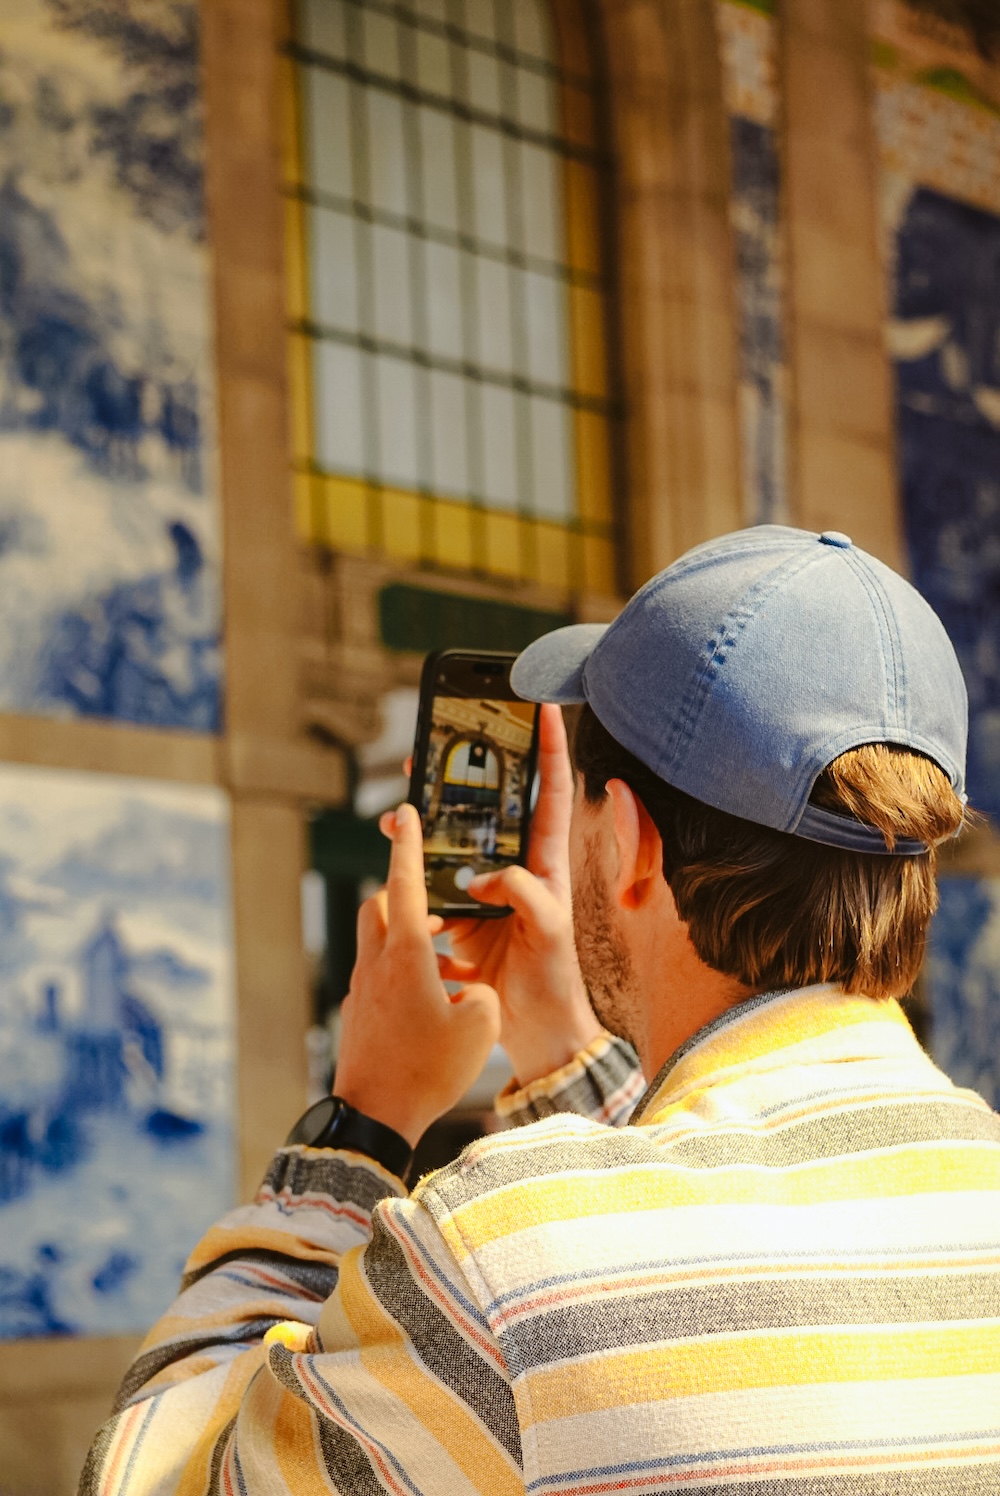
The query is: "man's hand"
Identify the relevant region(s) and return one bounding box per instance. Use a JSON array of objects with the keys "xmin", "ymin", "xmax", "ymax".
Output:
[
  {"xmin": 440, "ymin": 704, "xmax": 603, "ymax": 1087},
  {"xmin": 333, "ymin": 802, "xmax": 501, "ymax": 1148}
]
